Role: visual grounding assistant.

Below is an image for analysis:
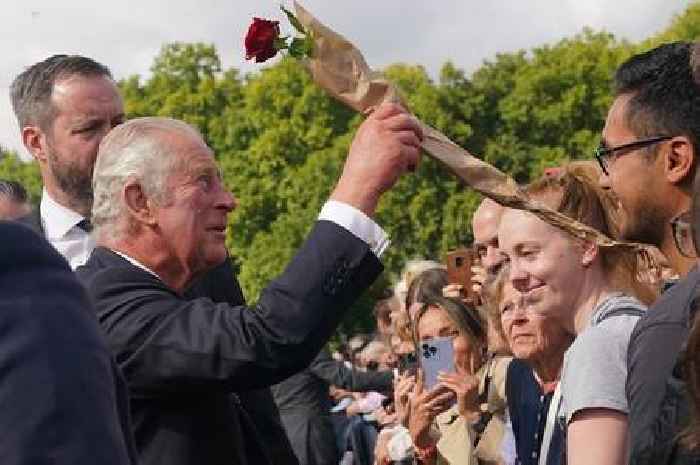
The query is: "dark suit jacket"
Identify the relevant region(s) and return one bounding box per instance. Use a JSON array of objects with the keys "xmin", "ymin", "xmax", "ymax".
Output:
[
  {"xmin": 272, "ymin": 349, "xmax": 392, "ymax": 465},
  {"xmin": 16, "ymin": 208, "xmax": 43, "ymax": 234},
  {"xmin": 184, "ymin": 260, "xmax": 299, "ymax": 465},
  {"xmin": 0, "ymin": 221, "xmax": 137, "ymax": 465},
  {"xmin": 273, "ymin": 349, "xmax": 392, "ymax": 414},
  {"xmin": 19, "ymin": 207, "xmax": 297, "ymax": 463},
  {"xmin": 76, "ymin": 220, "xmax": 383, "ymax": 465}
]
